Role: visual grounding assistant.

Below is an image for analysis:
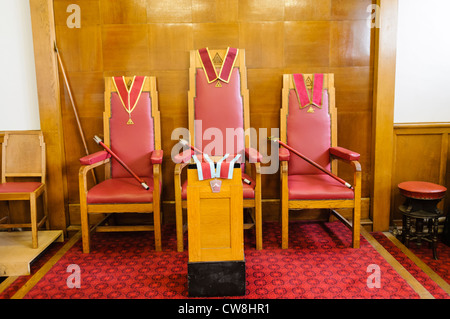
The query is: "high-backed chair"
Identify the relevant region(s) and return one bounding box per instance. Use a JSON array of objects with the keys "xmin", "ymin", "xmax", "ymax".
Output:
[
  {"xmin": 174, "ymin": 48, "xmax": 262, "ymax": 252},
  {"xmin": 79, "ymin": 76, "xmax": 163, "ymax": 253},
  {"xmin": 0, "ymin": 131, "xmax": 48, "ymax": 248},
  {"xmin": 279, "ymin": 73, "xmax": 361, "ymax": 249}
]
